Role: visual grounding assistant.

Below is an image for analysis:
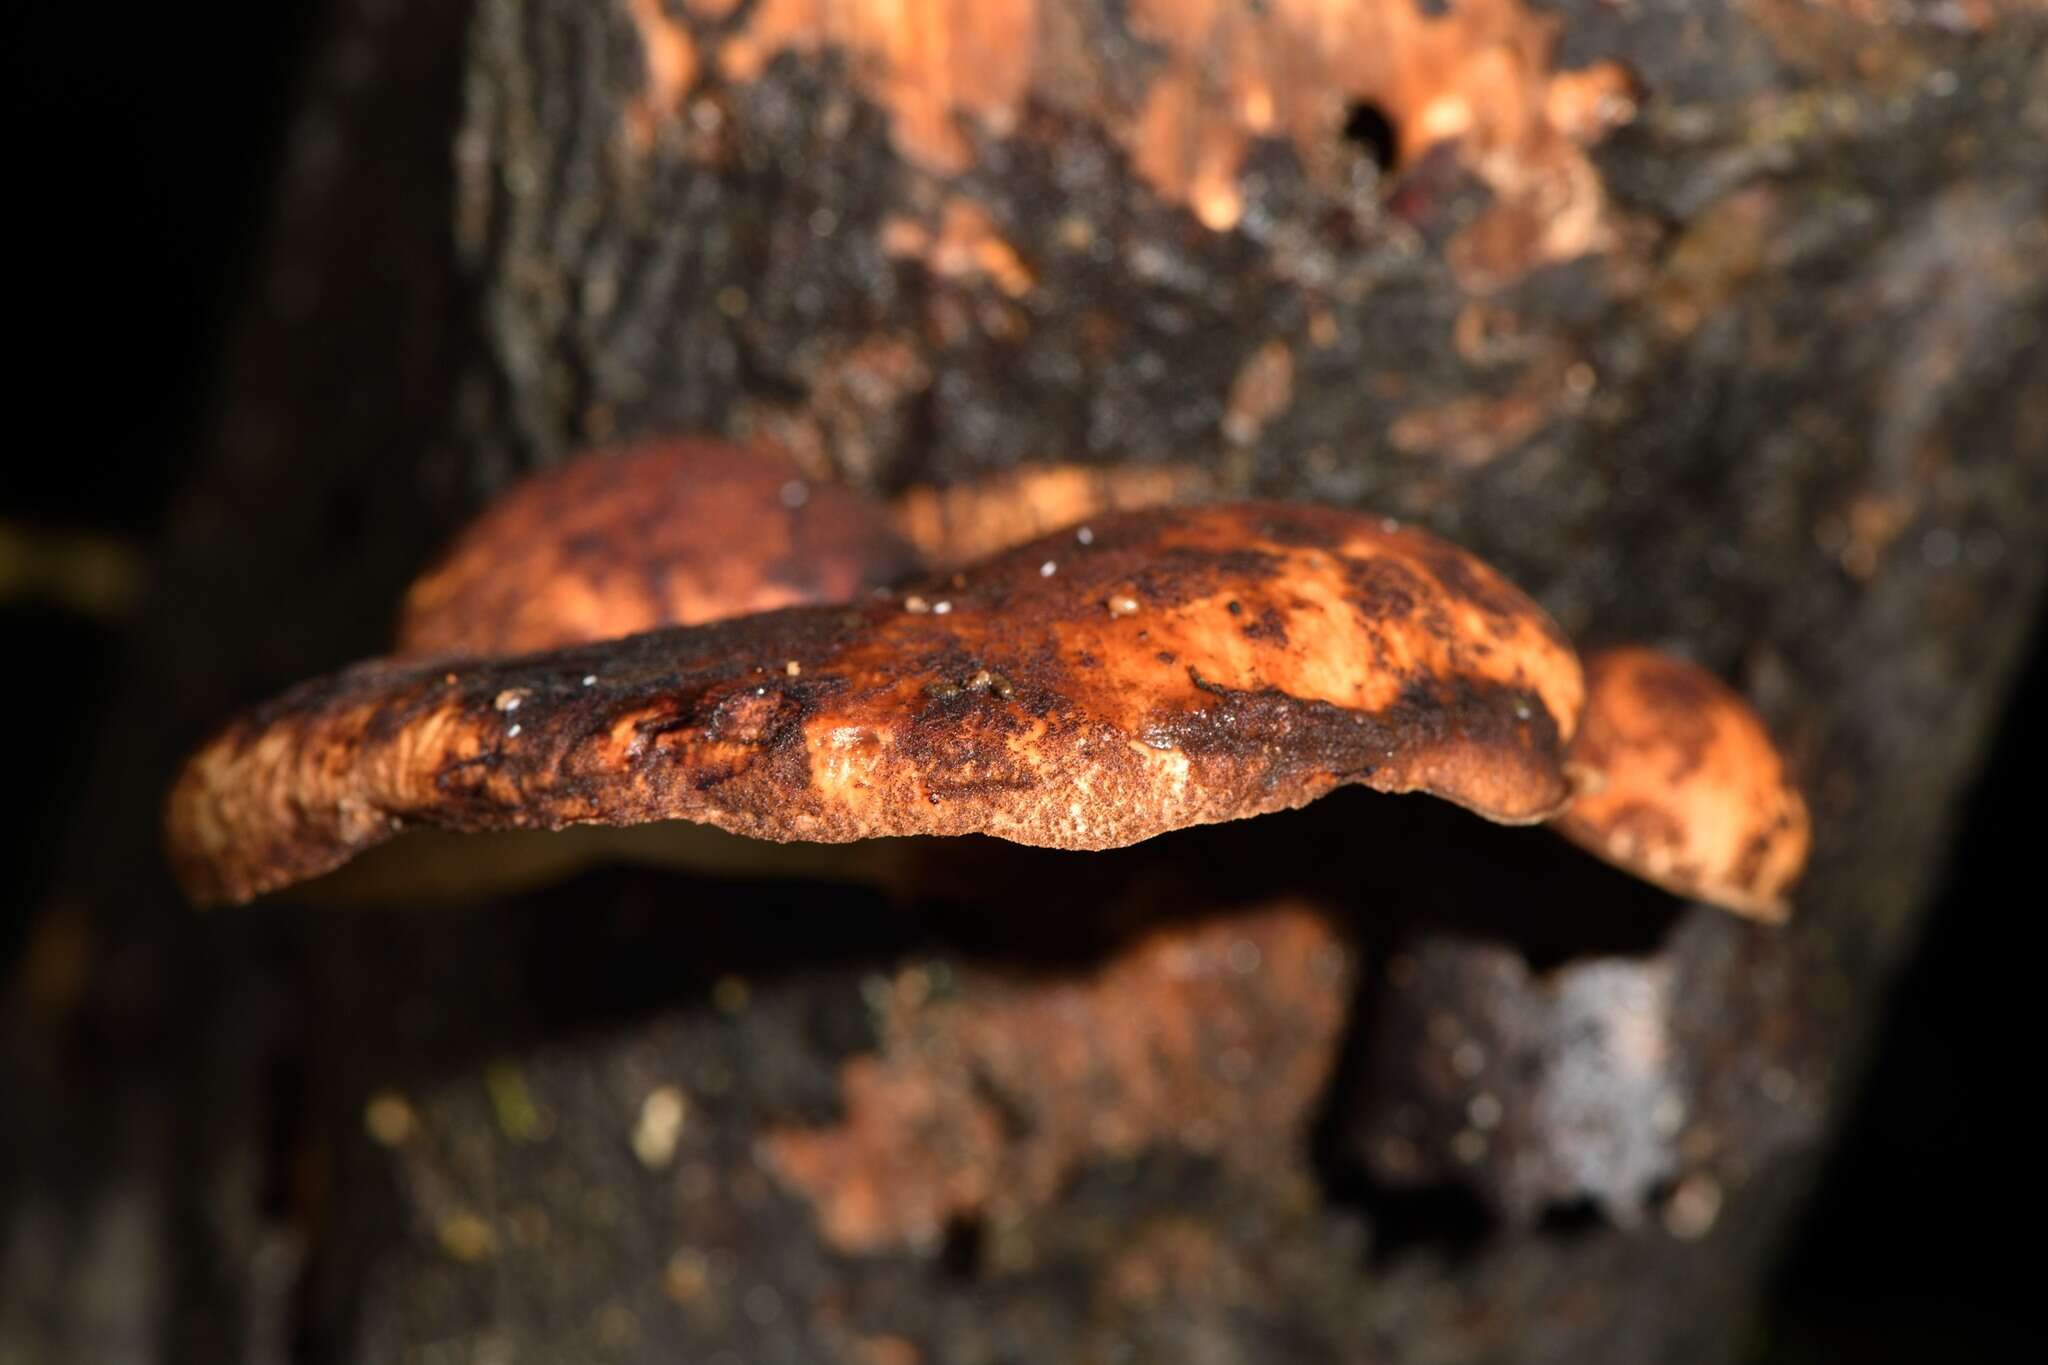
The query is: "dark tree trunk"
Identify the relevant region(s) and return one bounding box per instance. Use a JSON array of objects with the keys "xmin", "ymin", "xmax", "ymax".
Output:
[{"xmin": 7, "ymin": 1, "xmax": 2047, "ymax": 1362}]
